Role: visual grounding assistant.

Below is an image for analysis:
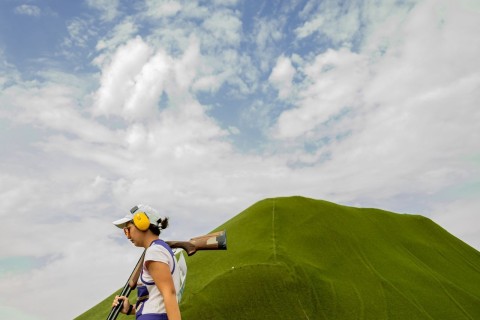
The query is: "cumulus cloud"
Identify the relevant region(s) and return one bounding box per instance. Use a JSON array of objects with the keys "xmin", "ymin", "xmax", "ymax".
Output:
[
  {"xmin": 93, "ymin": 36, "xmax": 206, "ymax": 121},
  {"xmin": 93, "ymin": 18, "xmax": 139, "ymax": 66},
  {"xmin": 93, "ymin": 37, "xmax": 155, "ymax": 119},
  {"xmin": 2, "ymin": 83, "xmax": 117, "ymax": 144},
  {"xmin": 273, "ymin": 48, "xmax": 367, "ymax": 139},
  {"xmin": 271, "ymin": 0, "xmax": 480, "ymax": 209},
  {"xmin": 269, "ymin": 55, "xmax": 296, "ymax": 99}
]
